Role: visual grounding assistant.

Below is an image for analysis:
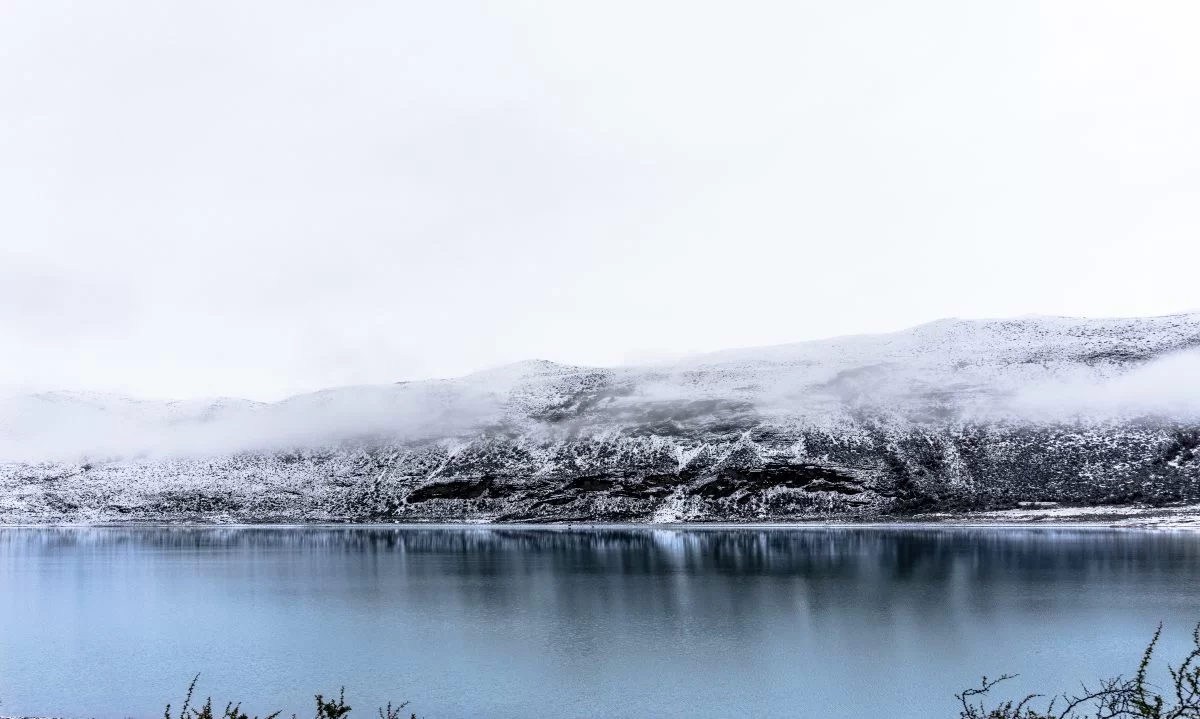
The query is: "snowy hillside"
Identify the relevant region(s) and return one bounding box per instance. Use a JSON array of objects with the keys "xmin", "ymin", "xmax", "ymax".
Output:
[{"xmin": 1, "ymin": 313, "xmax": 1198, "ymax": 523}]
